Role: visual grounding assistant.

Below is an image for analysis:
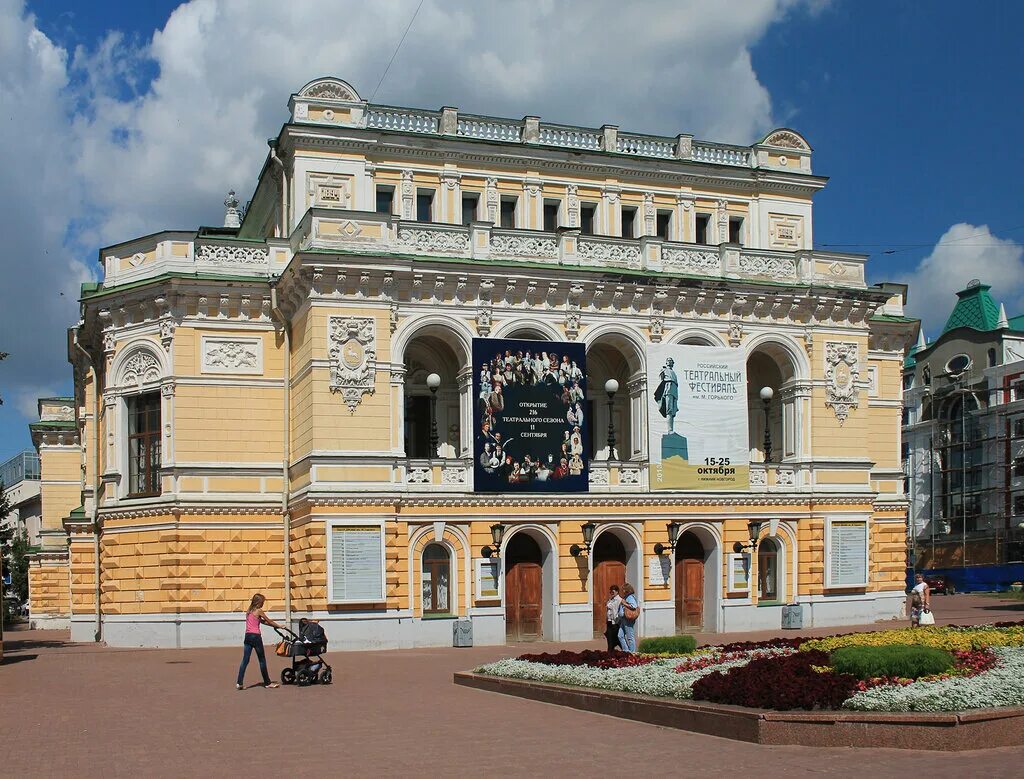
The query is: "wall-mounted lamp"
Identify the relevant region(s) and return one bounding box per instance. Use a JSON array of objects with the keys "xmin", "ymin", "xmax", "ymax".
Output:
[
  {"xmin": 570, "ymin": 522, "xmax": 597, "ymax": 557},
  {"xmin": 481, "ymin": 523, "xmax": 506, "ymax": 559},
  {"xmin": 653, "ymin": 521, "xmax": 682, "ymax": 556},
  {"xmin": 732, "ymin": 519, "xmax": 765, "ymax": 554}
]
